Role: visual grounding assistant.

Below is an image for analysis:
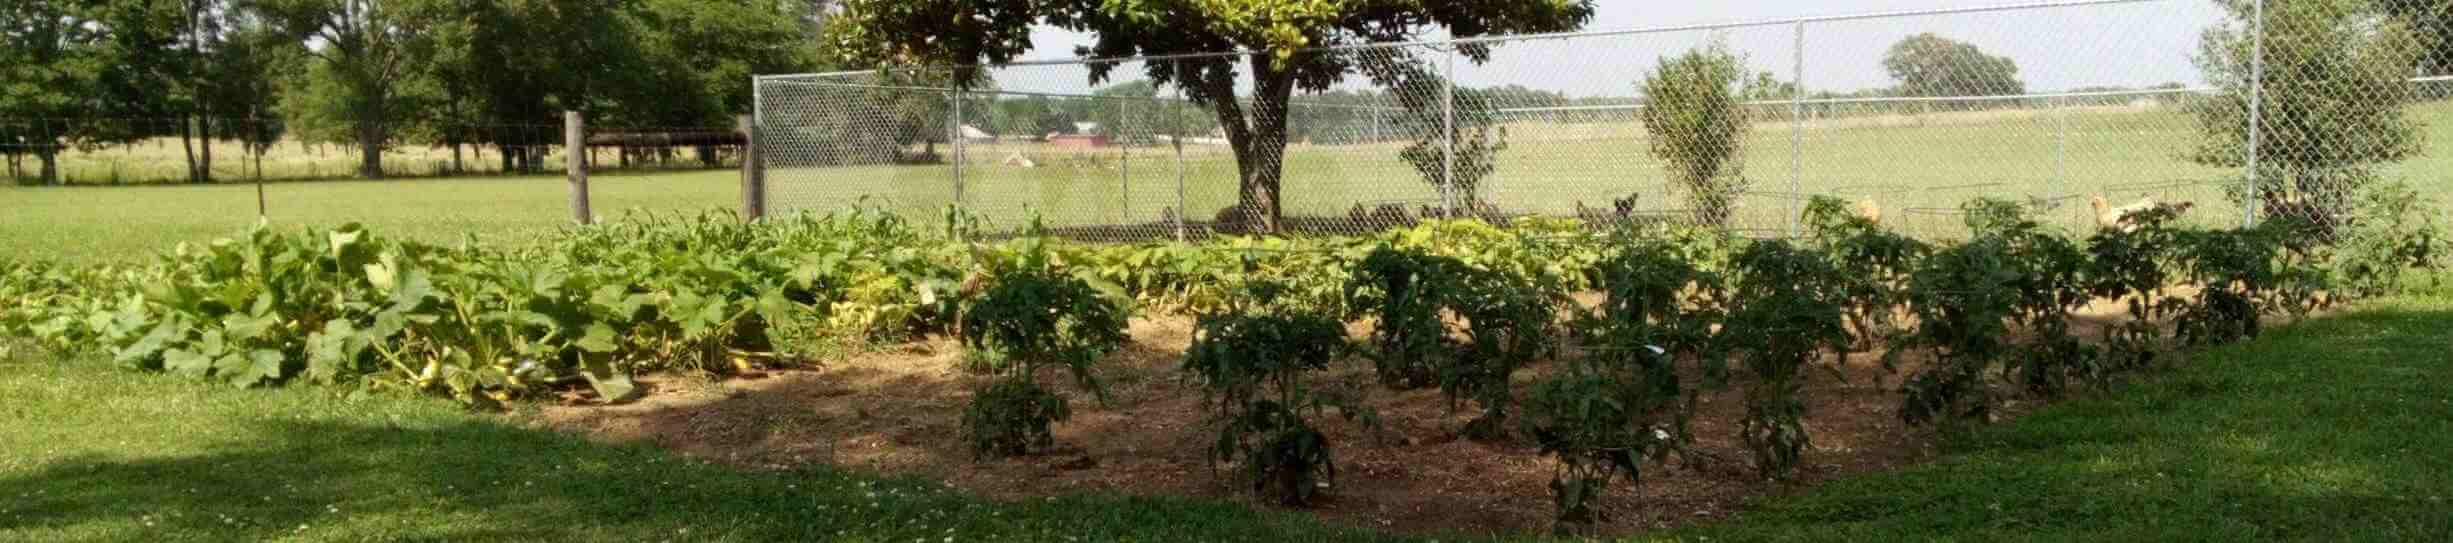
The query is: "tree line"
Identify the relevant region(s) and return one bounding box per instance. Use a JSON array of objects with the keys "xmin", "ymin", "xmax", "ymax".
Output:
[{"xmin": 2, "ymin": 0, "xmax": 826, "ymax": 184}]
